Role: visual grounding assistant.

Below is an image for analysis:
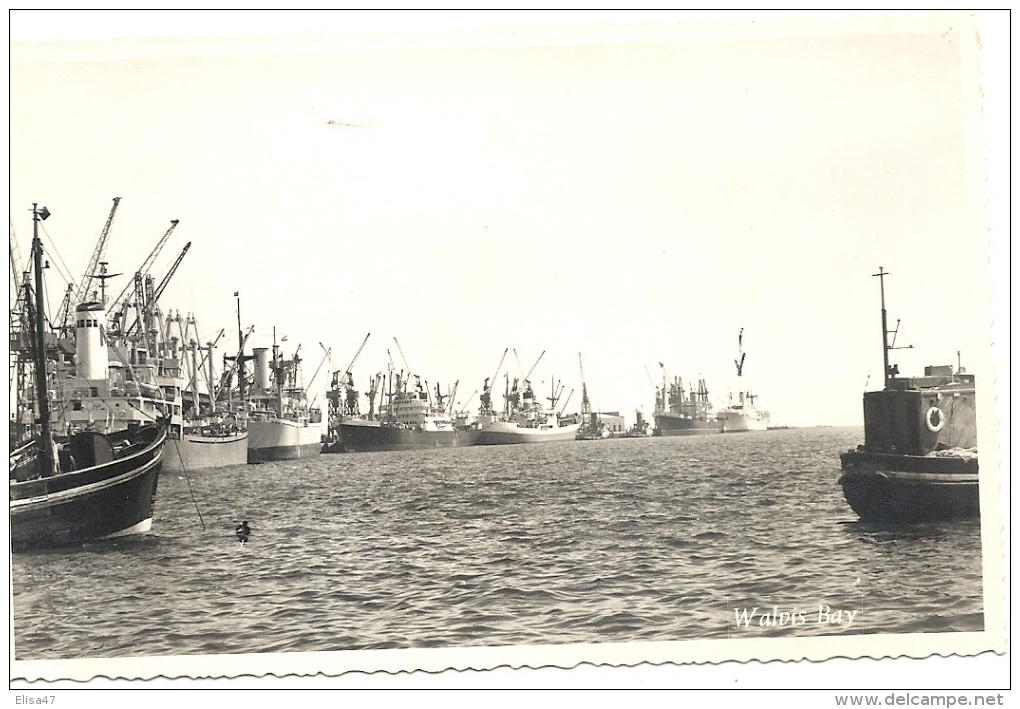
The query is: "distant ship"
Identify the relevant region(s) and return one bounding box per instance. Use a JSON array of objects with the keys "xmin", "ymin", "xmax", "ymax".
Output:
[
  {"xmin": 838, "ymin": 268, "xmax": 979, "ymax": 522},
  {"xmin": 160, "ymin": 301, "xmax": 251, "ymax": 472},
  {"xmin": 325, "ymin": 337, "xmax": 467, "ymax": 453},
  {"xmin": 334, "ymin": 372, "xmax": 466, "ymax": 453},
  {"xmin": 651, "ymin": 363, "xmax": 720, "ymax": 436},
  {"xmin": 246, "ymin": 332, "xmax": 322, "ymax": 463},
  {"xmin": 719, "ymin": 329, "xmax": 770, "ymax": 432},
  {"xmin": 467, "ymin": 350, "xmax": 581, "ymax": 445}
]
